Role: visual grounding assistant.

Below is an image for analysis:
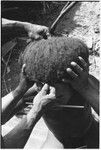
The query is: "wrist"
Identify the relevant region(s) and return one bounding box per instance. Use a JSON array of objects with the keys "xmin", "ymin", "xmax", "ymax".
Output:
[
  {"xmin": 33, "ymin": 102, "xmax": 44, "ymax": 113},
  {"xmin": 78, "ymin": 77, "xmax": 99, "ymax": 107},
  {"xmin": 18, "ymin": 22, "xmax": 31, "ymax": 32},
  {"xmin": 13, "ymin": 21, "xmax": 29, "ymax": 34},
  {"xmin": 27, "ymin": 104, "xmax": 43, "ymax": 126}
]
